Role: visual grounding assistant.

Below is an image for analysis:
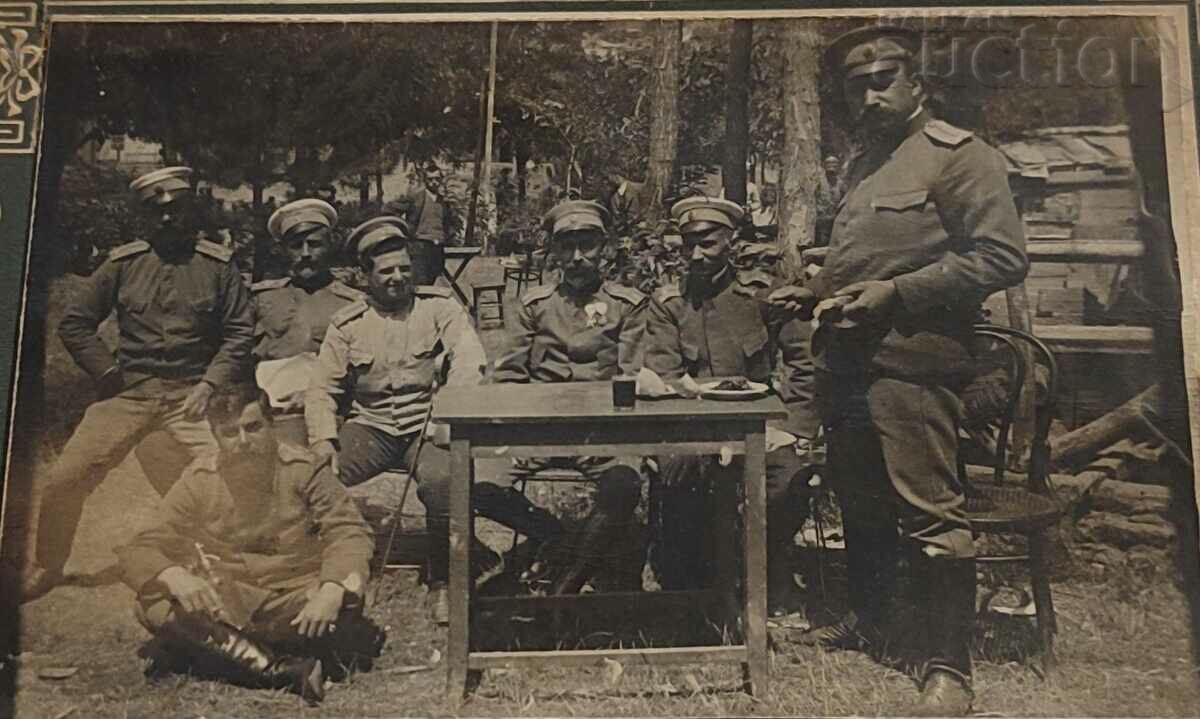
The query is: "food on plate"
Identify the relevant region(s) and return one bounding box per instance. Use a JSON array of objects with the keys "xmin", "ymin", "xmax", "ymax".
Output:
[{"xmin": 714, "ymin": 377, "xmax": 752, "ymax": 391}]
